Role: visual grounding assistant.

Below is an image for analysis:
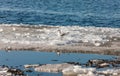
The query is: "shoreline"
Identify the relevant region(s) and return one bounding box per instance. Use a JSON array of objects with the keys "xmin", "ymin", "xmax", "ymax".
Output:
[
  {"xmin": 0, "ymin": 24, "xmax": 120, "ymax": 56},
  {"xmin": 1, "ymin": 43, "xmax": 120, "ymax": 56}
]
